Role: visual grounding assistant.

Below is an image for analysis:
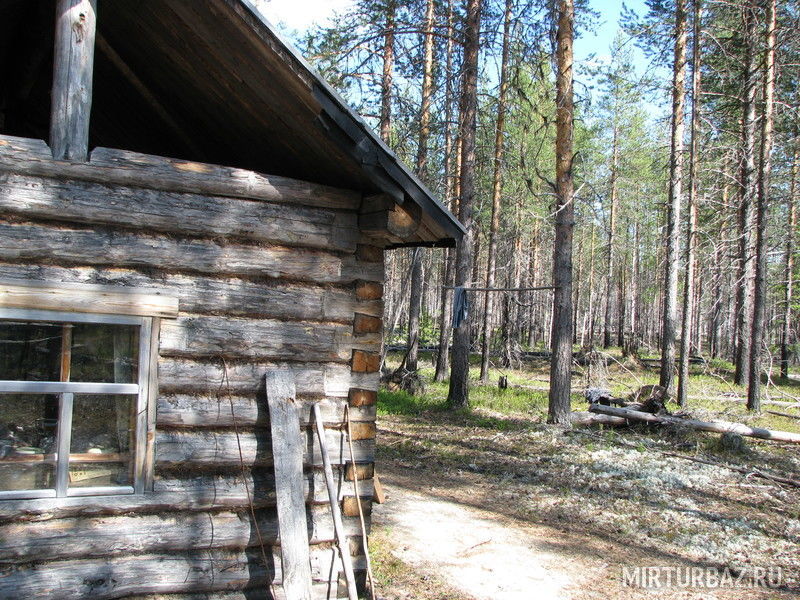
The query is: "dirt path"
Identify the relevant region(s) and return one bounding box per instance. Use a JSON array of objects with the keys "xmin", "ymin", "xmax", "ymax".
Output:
[
  {"xmin": 370, "ymin": 414, "xmax": 800, "ymax": 600},
  {"xmin": 373, "ymin": 479, "xmax": 576, "ymax": 600}
]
